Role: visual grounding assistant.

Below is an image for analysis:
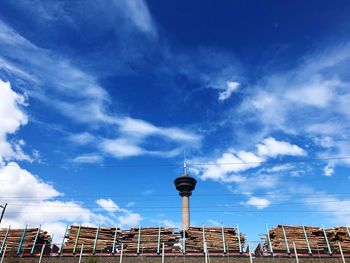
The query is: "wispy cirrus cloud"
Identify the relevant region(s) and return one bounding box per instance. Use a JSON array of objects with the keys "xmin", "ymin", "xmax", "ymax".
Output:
[{"xmin": 0, "ymin": 18, "xmax": 200, "ymax": 160}]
